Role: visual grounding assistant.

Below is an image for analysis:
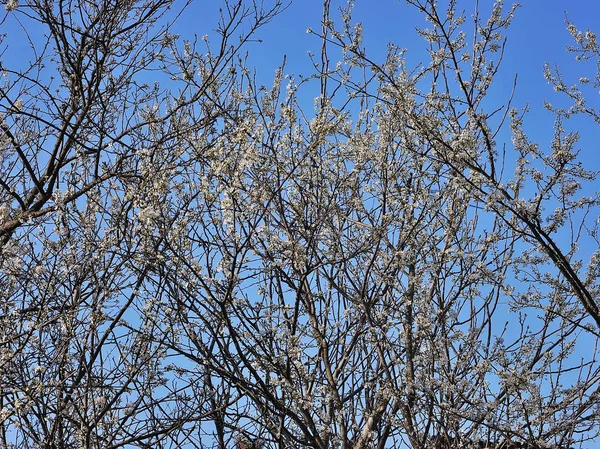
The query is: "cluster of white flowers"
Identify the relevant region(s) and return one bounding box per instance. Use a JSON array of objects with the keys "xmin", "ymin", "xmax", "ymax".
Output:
[{"xmin": 4, "ymin": 0, "xmax": 17, "ymax": 12}]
